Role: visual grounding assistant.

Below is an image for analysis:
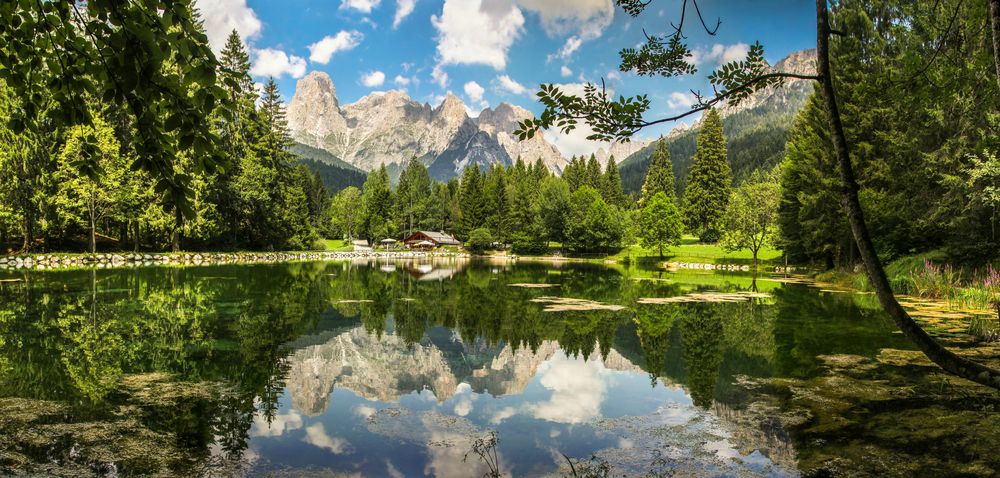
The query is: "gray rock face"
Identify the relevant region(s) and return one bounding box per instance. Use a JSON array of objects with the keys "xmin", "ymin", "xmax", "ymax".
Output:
[
  {"xmin": 286, "ymin": 72, "xmax": 569, "ymax": 177},
  {"xmin": 283, "ymin": 327, "xmax": 642, "ymax": 416}
]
